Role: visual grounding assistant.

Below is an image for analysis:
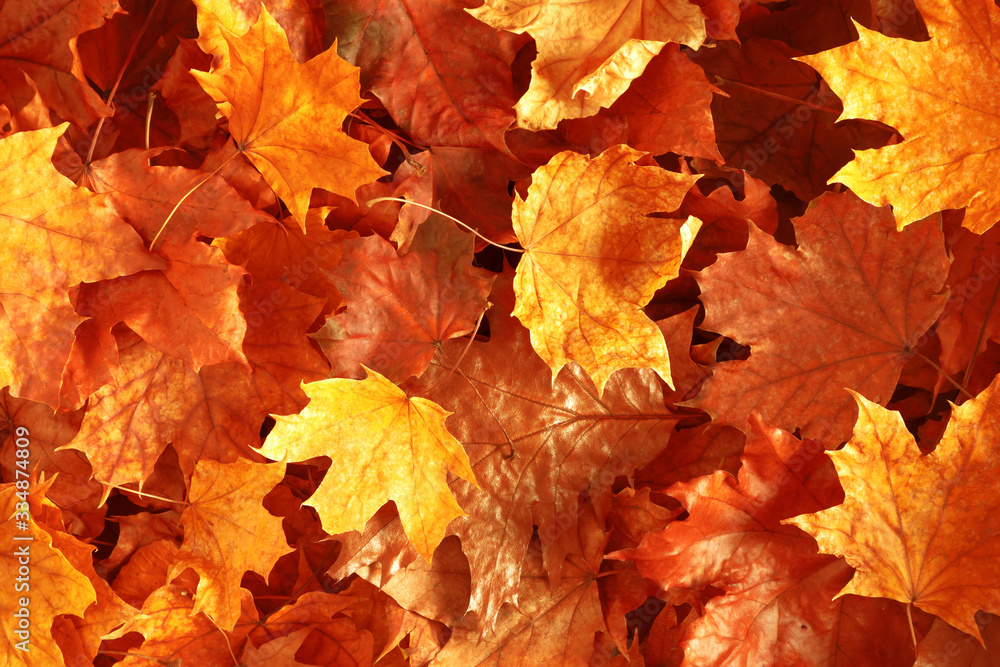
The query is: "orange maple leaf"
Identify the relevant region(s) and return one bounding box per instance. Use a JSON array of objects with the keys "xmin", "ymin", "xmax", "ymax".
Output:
[
  {"xmin": 191, "ymin": 7, "xmax": 386, "ymax": 229},
  {"xmin": 469, "ymin": 0, "xmax": 707, "ymax": 128},
  {"xmin": 25, "ymin": 477, "xmax": 138, "ymax": 663},
  {"xmin": 407, "ymin": 271, "xmax": 676, "ymax": 628},
  {"xmin": 0, "ymin": 0, "xmax": 115, "ymax": 128},
  {"xmin": 512, "ymin": 144, "xmax": 700, "ymax": 394},
  {"xmin": 688, "ymin": 190, "xmax": 949, "ymax": 442},
  {"xmin": 60, "ymin": 330, "xmax": 267, "ymax": 496},
  {"xmin": 215, "ymin": 214, "xmax": 353, "ymax": 320},
  {"xmin": 0, "ymin": 125, "xmax": 161, "ymax": 408},
  {"xmin": 167, "ymin": 458, "xmax": 292, "ymax": 631},
  {"xmin": 801, "ymin": 0, "xmax": 1000, "ymax": 232},
  {"xmin": 313, "ymin": 217, "xmax": 495, "ymax": 383},
  {"xmin": 0, "ymin": 483, "xmax": 96, "ymax": 665},
  {"xmin": 240, "ymin": 280, "xmax": 331, "ymax": 415},
  {"xmin": 785, "ymin": 377, "xmax": 1000, "ymax": 642},
  {"xmin": 104, "ymin": 584, "xmax": 253, "ymax": 666}
]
